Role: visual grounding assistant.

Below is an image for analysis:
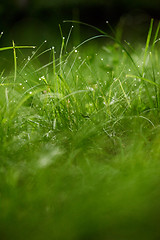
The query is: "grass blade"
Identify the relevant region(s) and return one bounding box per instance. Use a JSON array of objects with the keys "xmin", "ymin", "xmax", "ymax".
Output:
[
  {"xmin": 12, "ymin": 41, "xmax": 17, "ymax": 82},
  {"xmin": 142, "ymin": 18, "xmax": 154, "ymax": 75},
  {"xmin": 64, "ymin": 20, "xmax": 141, "ymax": 76}
]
